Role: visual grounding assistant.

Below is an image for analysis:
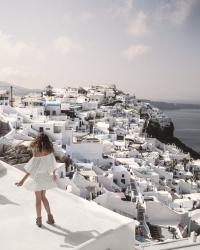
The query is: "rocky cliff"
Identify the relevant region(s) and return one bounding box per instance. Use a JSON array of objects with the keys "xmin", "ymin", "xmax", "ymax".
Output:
[
  {"xmin": 145, "ymin": 119, "xmax": 200, "ymax": 159},
  {"xmin": 1, "ymin": 144, "xmax": 32, "ymax": 165}
]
